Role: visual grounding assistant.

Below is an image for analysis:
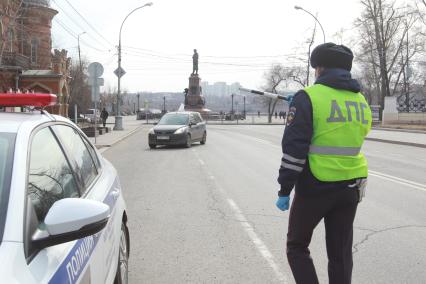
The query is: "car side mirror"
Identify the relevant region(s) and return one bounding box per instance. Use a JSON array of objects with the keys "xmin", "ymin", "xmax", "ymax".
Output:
[{"xmin": 32, "ymin": 198, "xmax": 110, "ymax": 249}]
